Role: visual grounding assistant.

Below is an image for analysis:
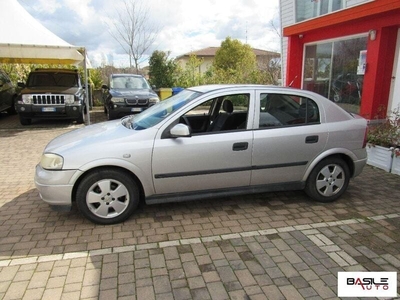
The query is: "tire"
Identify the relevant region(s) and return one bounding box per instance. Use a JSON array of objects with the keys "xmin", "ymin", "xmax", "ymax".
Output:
[
  {"xmin": 76, "ymin": 169, "xmax": 140, "ymax": 224},
  {"xmin": 107, "ymin": 108, "xmax": 115, "ymax": 120},
  {"xmin": 333, "ymin": 91, "xmax": 341, "ymax": 103},
  {"xmin": 305, "ymin": 157, "xmax": 350, "ymax": 203},
  {"xmin": 7, "ymin": 97, "xmax": 17, "ymax": 115},
  {"xmin": 76, "ymin": 109, "xmax": 86, "ymax": 124},
  {"xmin": 19, "ymin": 115, "xmax": 31, "ymax": 126}
]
